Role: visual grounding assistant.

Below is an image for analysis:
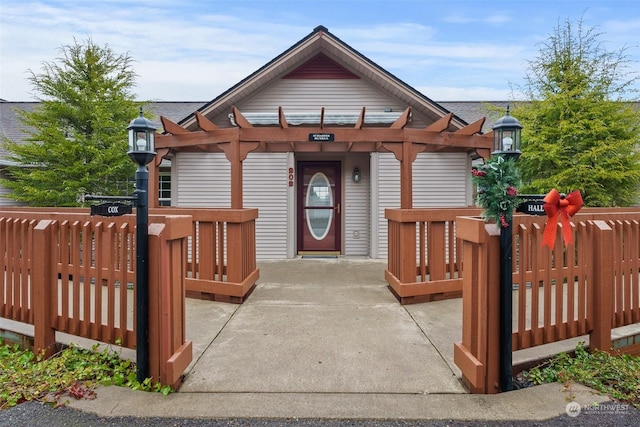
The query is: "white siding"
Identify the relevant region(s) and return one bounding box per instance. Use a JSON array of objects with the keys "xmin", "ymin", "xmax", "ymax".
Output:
[
  {"xmin": 238, "ymin": 79, "xmax": 403, "ymax": 113},
  {"xmin": 413, "ymin": 153, "xmax": 469, "ymax": 207},
  {"xmin": 343, "ymin": 154, "xmax": 369, "ymax": 256},
  {"xmin": 174, "ymin": 152, "xmax": 289, "ymax": 259},
  {"xmin": 373, "ymin": 152, "xmax": 470, "ymax": 259},
  {"xmin": 173, "ymin": 153, "xmax": 231, "ymax": 207},
  {"xmin": 243, "ymin": 153, "xmax": 289, "ymax": 259},
  {"xmin": 375, "ymin": 153, "xmax": 401, "ymax": 259}
]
